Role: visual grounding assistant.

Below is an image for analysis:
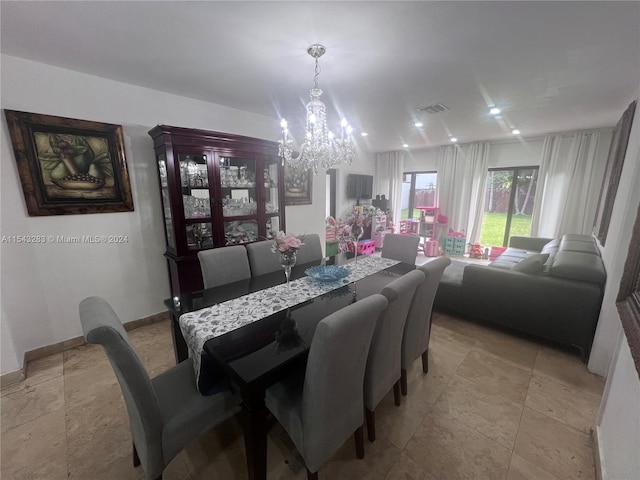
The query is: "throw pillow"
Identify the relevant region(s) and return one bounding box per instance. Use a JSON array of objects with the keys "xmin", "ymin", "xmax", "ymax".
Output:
[{"xmin": 512, "ymin": 253, "xmax": 550, "ymax": 274}]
